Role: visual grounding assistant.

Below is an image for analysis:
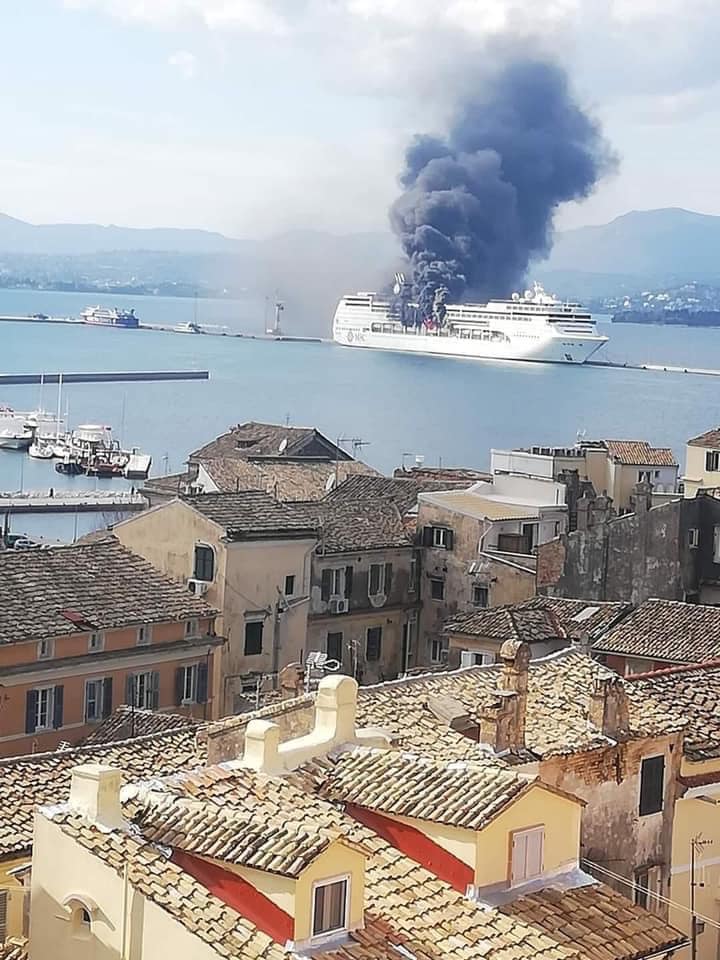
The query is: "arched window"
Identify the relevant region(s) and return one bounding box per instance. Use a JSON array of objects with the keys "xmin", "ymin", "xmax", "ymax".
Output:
[{"xmin": 63, "ymin": 896, "xmax": 96, "ymax": 939}]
